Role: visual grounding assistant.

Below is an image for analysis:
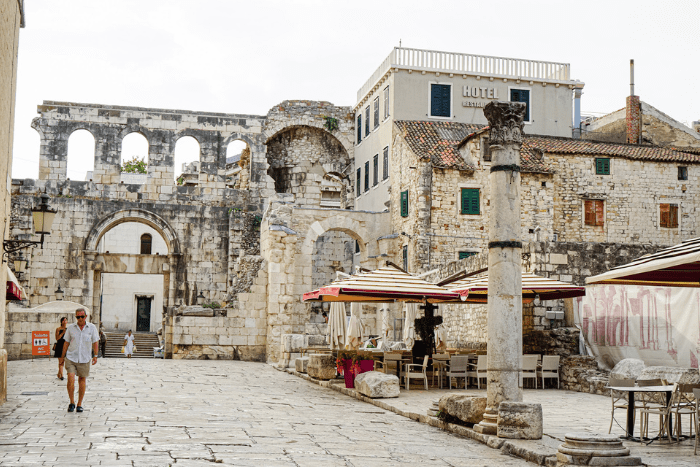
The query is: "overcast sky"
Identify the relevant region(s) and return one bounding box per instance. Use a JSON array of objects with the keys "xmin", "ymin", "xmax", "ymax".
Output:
[{"xmin": 11, "ymin": 0, "xmax": 700, "ymax": 180}]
